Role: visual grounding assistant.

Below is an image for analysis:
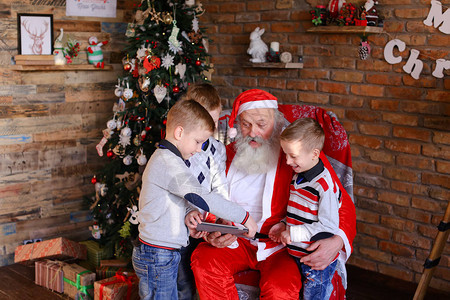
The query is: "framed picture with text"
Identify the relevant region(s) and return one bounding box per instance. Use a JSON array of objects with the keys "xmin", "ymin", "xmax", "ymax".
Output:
[{"xmin": 17, "ymin": 13, "xmax": 53, "ymax": 55}]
